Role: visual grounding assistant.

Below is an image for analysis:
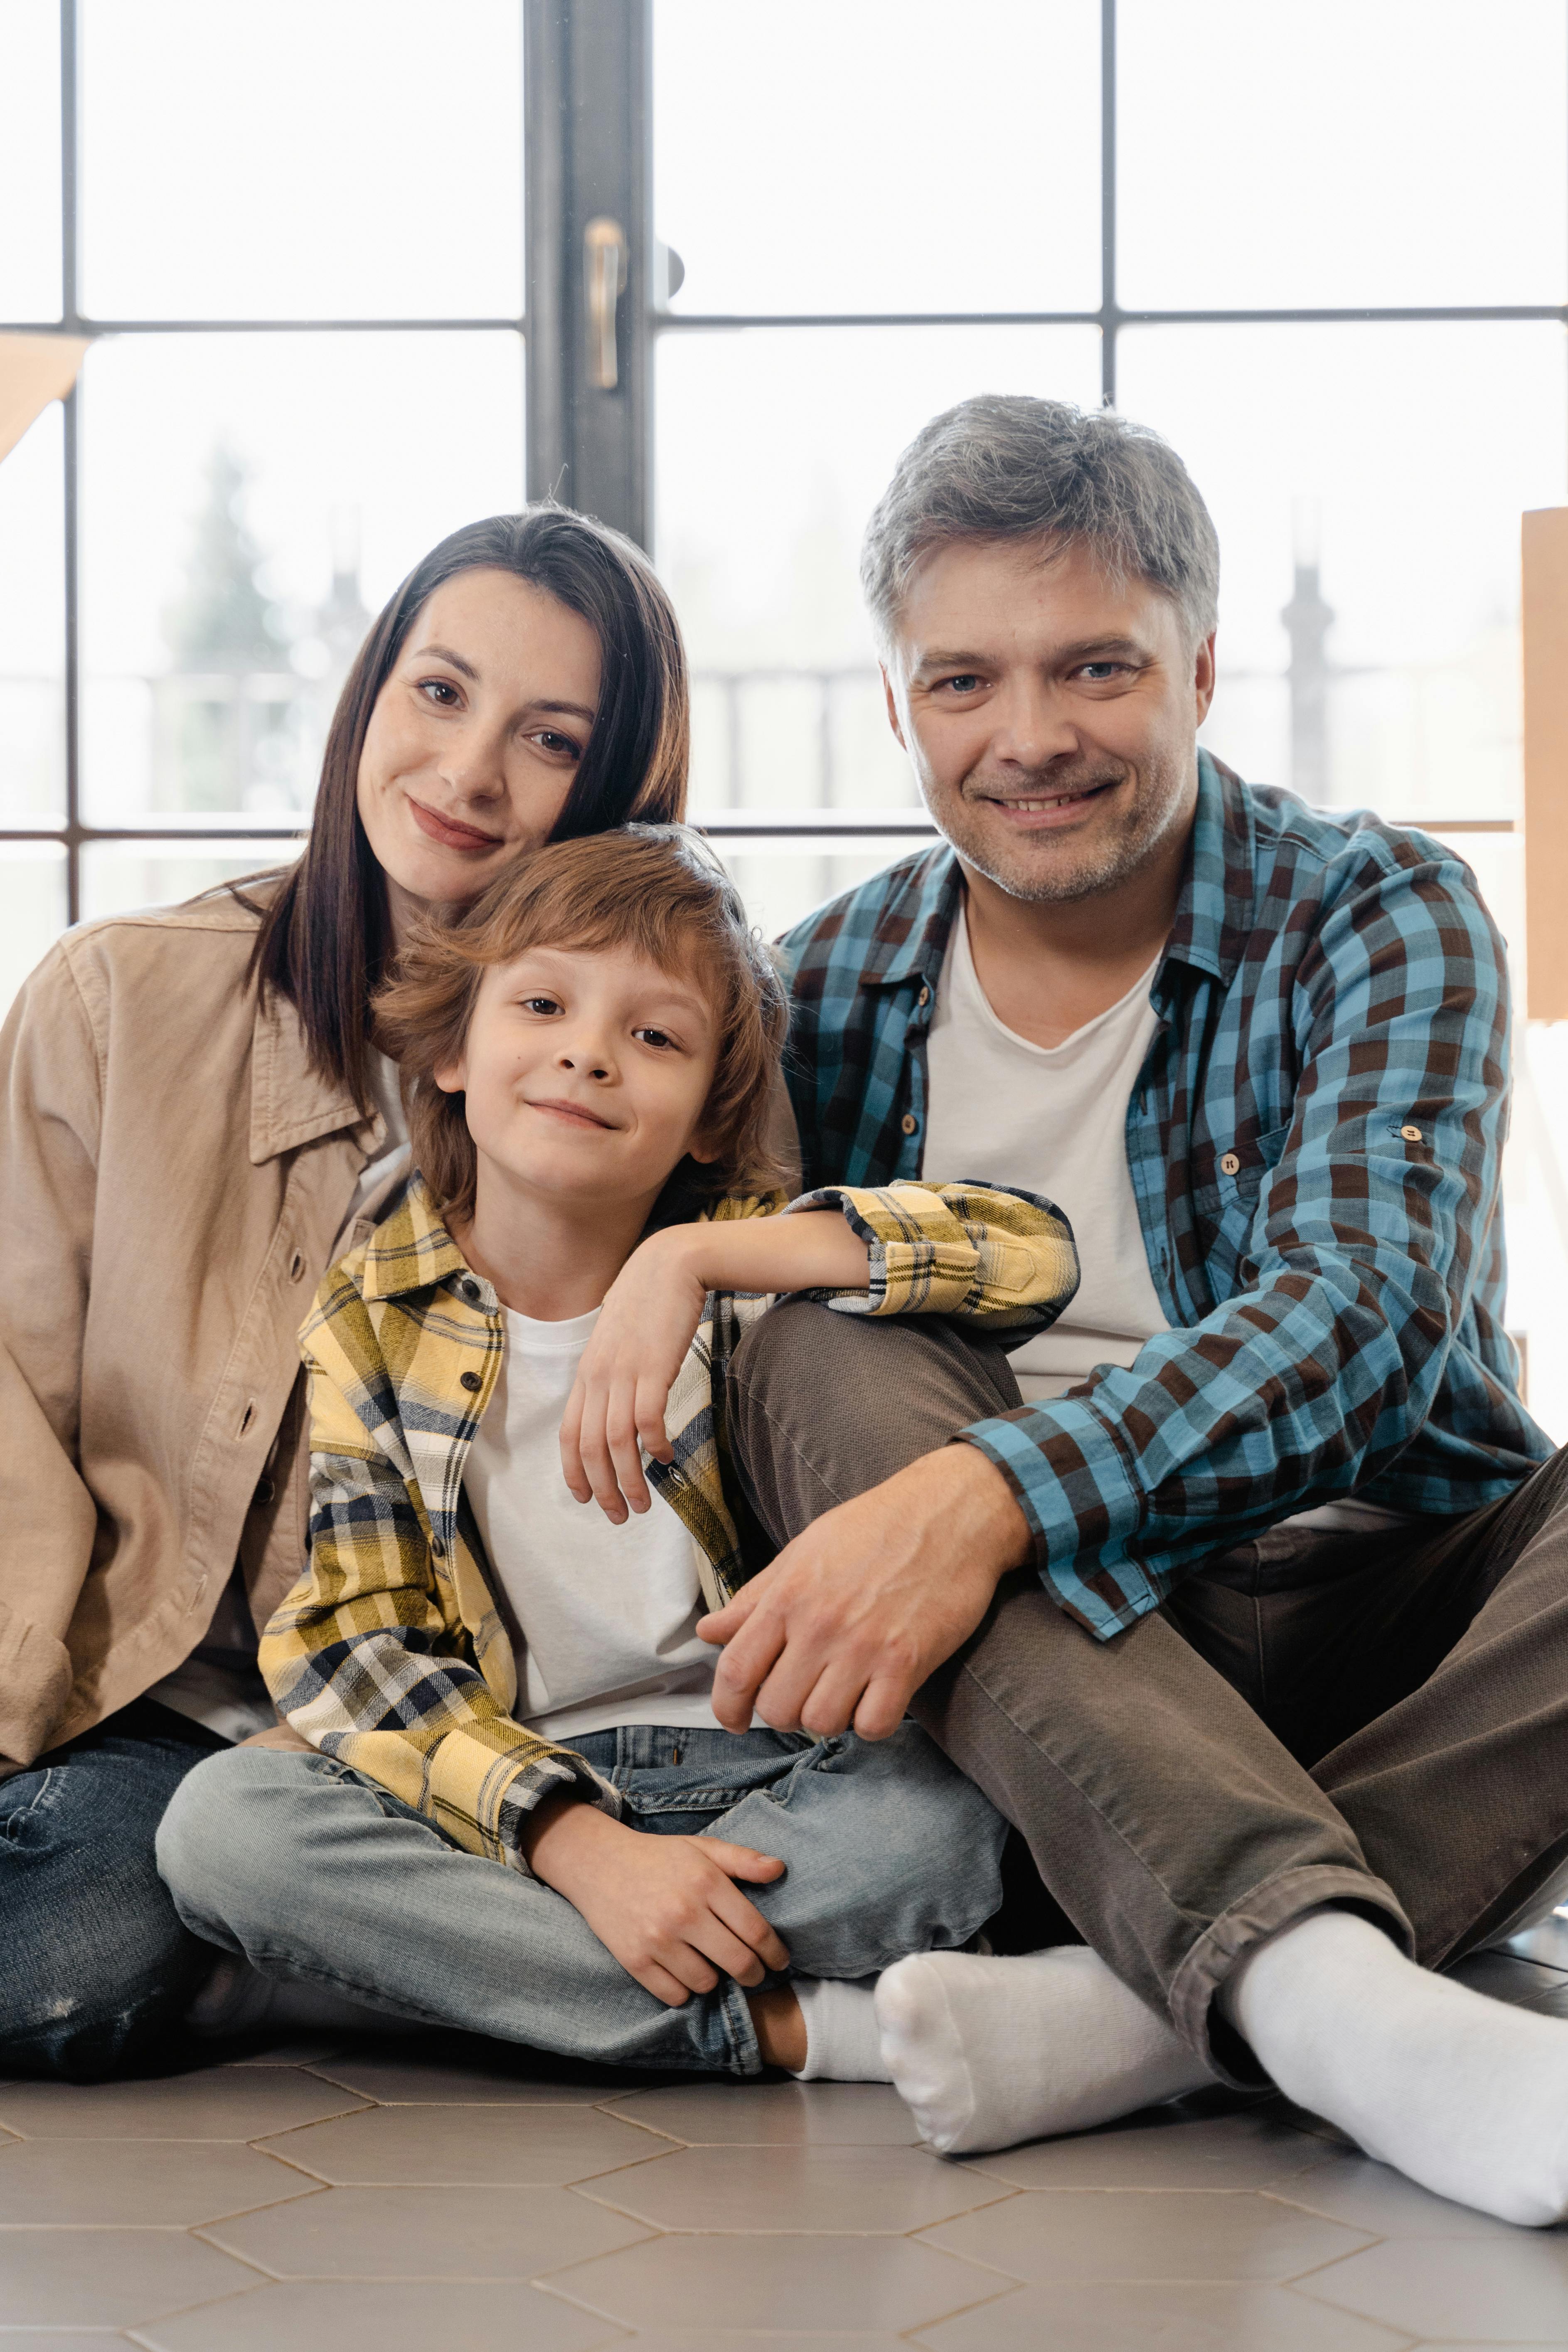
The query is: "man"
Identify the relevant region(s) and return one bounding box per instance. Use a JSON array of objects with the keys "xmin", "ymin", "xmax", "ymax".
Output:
[{"xmin": 699, "ymin": 394, "xmax": 1568, "ymax": 2226}]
